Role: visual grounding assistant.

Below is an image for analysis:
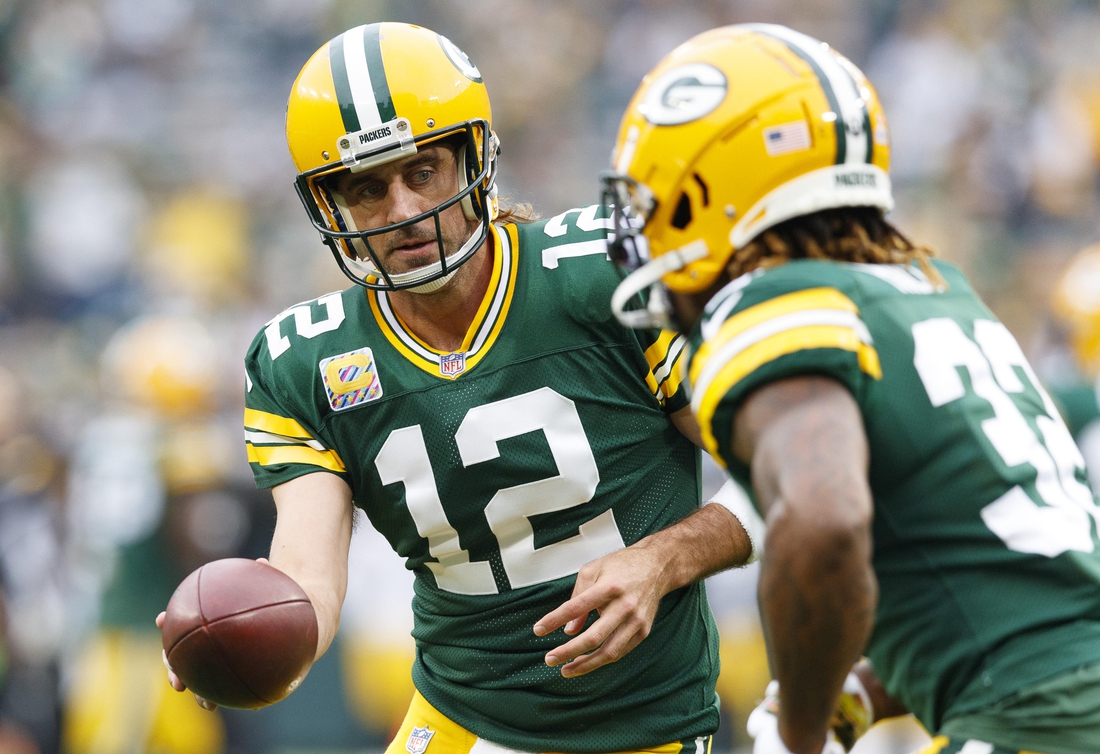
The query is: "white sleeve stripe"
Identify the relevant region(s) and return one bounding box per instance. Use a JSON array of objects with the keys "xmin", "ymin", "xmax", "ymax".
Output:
[
  {"xmin": 691, "ymin": 308, "xmax": 870, "ymax": 415},
  {"xmin": 244, "ymin": 430, "xmax": 328, "ymax": 452},
  {"xmin": 653, "ymin": 335, "xmax": 687, "ymax": 385}
]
